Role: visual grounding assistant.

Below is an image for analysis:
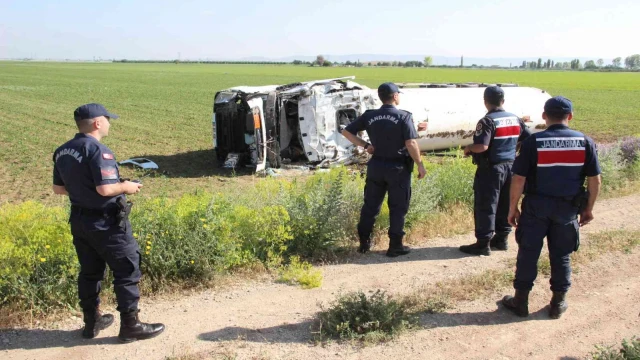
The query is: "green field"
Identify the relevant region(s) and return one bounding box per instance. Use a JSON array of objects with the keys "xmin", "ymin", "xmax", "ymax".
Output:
[{"xmin": 1, "ymin": 62, "xmax": 639, "ymax": 205}]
